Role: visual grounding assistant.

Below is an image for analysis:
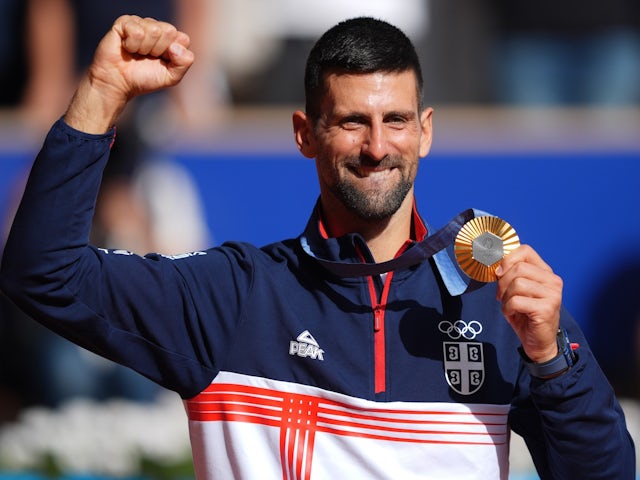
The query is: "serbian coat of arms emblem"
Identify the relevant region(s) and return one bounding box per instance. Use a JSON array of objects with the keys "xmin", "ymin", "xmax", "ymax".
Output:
[{"xmin": 443, "ymin": 341, "xmax": 485, "ymax": 395}]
